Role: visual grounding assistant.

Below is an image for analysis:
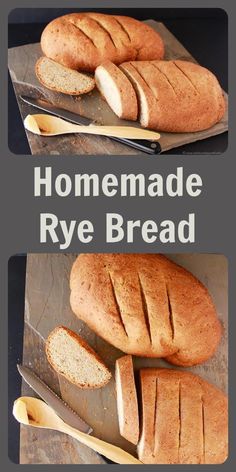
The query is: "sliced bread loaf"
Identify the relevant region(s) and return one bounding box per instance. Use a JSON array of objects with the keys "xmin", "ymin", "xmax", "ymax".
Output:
[
  {"xmin": 35, "ymin": 57, "xmax": 95, "ymax": 95},
  {"xmin": 119, "ymin": 60, "xmax": 225, "ymax": 132},
  {"xmin": 115, "ymin": 355, "xmax": 139, "ymax": 445},
  {"xmin": 95, "ymin": 61, "xmax": 138, "ymax": 121},
  {"xmin": 138, "ymin": 369, "xmax": 228, "ymax": 464},
  {"xmin": 45, "ymin": 326, "xmax": 111, "ymax": 389}
]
